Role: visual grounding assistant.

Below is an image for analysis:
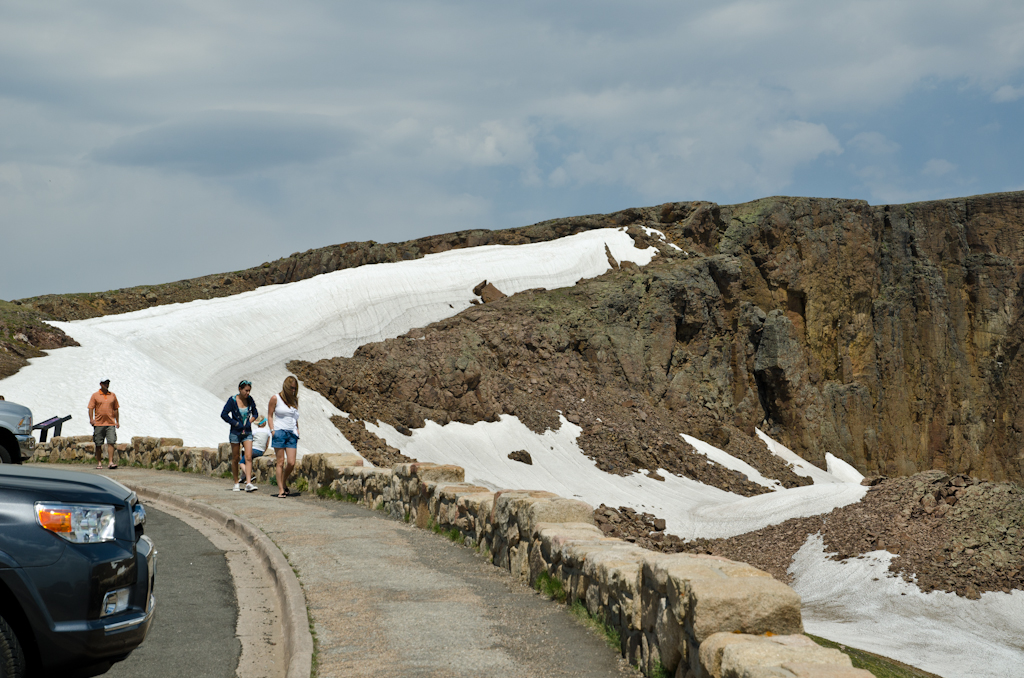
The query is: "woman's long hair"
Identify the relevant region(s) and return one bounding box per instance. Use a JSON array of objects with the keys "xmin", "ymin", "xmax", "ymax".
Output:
[{"xmin": 281, "ymin": 375, "xmax": 299, "ymax": 408}]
